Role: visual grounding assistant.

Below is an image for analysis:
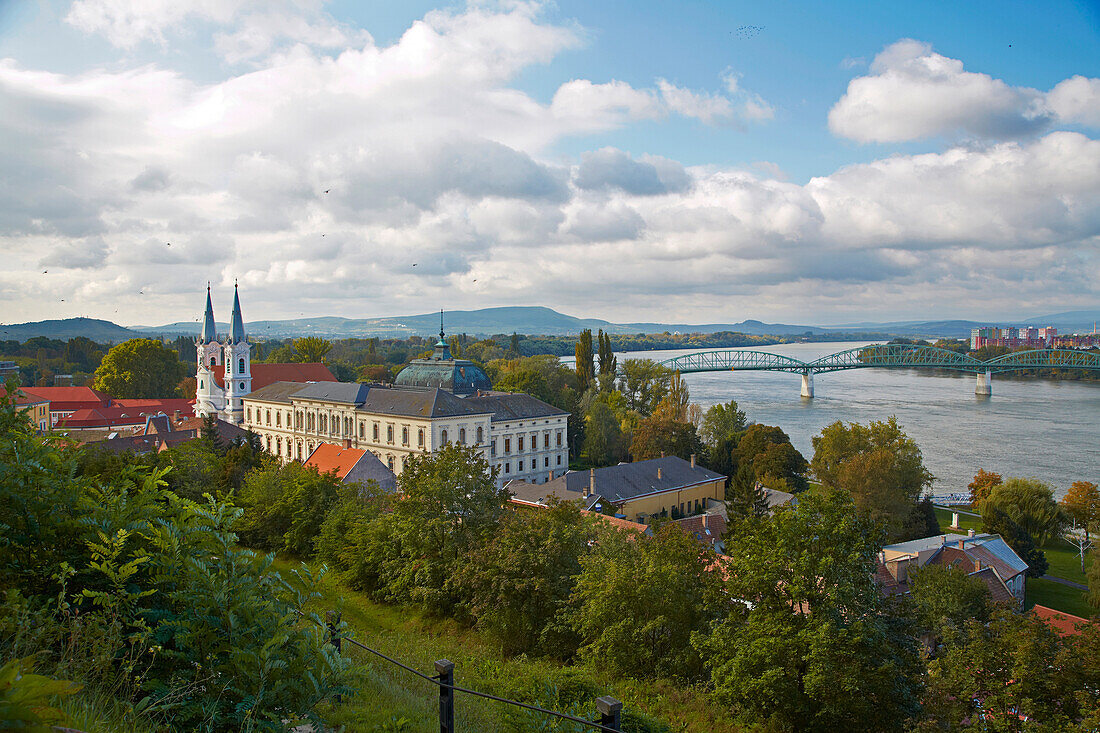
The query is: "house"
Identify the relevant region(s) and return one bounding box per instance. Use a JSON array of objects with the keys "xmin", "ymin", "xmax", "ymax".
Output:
[
  {"xmin": 303, "ymin": 443, "xmax": 397, "ymax": 492},
  {"xmin": 83, "ymin": 414, "xmax": 248, "ymax": 454},
  {"xmin": 673, "ymin": 512, "xmax": 728, "ymax": 552},
  {"xmin": 1031, "ymin": 605, "xmax": 1090, "ymax": 636},
  {"xmin": 762, "ymin": 486, "xmax": 798, "ymax": 513},
  {"xmin": 527, "ymin": 455, "xmax": 726, "ymax": 523},
  {"xmin": 2, "ymin": 387, "xmax": 50, "ymax": 431},
  {"xmin": 876, "ymin": 530, "xmax": 1029, "ymax": 607},
  {"xmin": 505, "ymin": 484, "xmax": 652, "ymax": 536}
]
